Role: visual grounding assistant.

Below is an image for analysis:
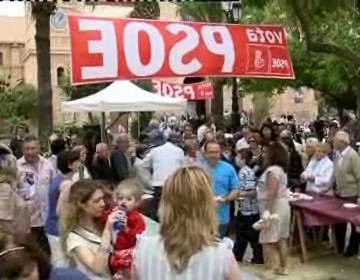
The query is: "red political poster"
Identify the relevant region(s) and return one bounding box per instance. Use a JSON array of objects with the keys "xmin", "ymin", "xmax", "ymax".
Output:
[
  {"xmin": 68, "ymin": 15, "xmax": 294, "ymax": 85},
  {"xmin": 152, "ymin": 80, "xmax": 213, "ymax": 100}
]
